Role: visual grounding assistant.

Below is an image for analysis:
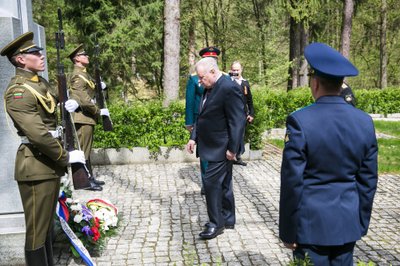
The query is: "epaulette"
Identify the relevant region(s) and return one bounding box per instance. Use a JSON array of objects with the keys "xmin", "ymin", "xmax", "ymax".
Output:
[
  {"xmin": 190, "ymin": 72, "xmax": 197, "ymax": 77},
  {"xmin": 14, "ymin": 76, "xmax": 26, "ymax": 85},
  {"xmin": 341, "ymin": 83, "xmax": 349, "ymax": 89},
  {"xmin": 221, "ymin": 71, "xmax": 229, "ymax": 76}
]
